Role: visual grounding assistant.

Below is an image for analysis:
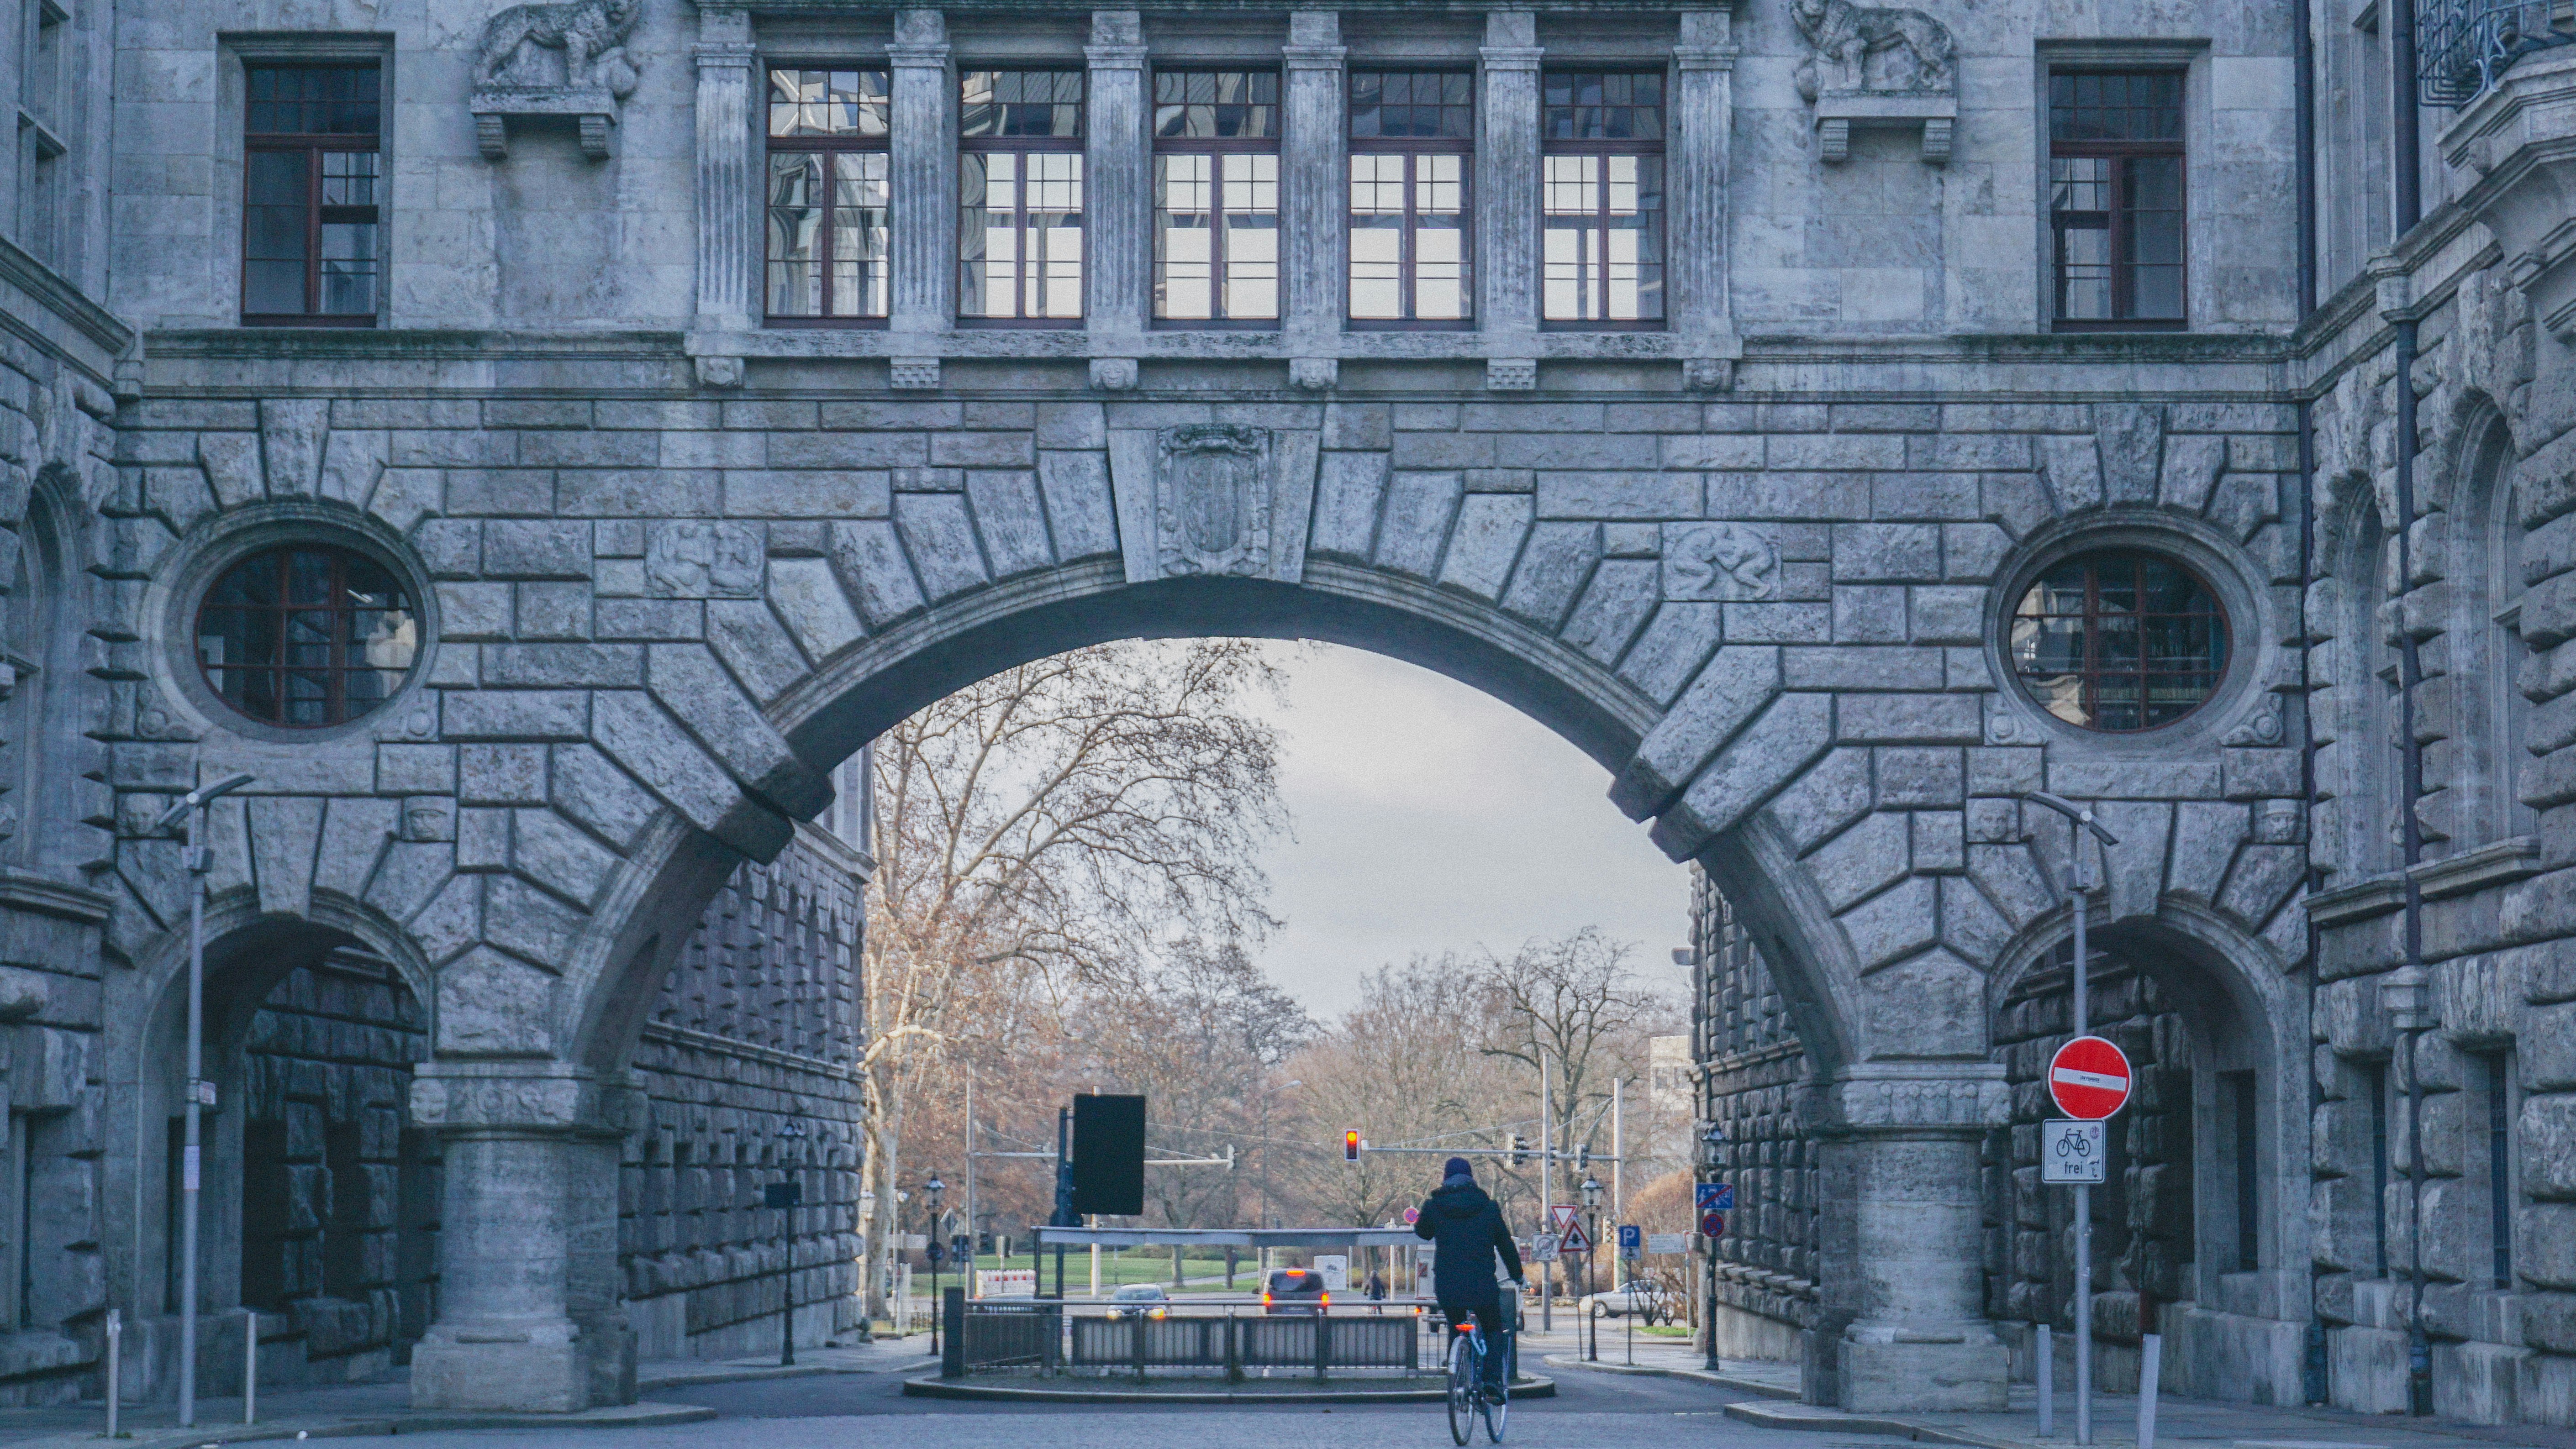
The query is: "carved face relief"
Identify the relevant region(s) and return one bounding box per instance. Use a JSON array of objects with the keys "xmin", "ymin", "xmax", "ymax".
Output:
[{"xmin": 1154, "ymin": 425, "xmax": 1272, "ymax": 577}]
